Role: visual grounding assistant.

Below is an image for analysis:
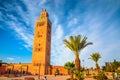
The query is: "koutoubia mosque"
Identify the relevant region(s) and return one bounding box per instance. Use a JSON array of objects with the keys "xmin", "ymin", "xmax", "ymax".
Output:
[{"xmin": 1, "ymin": 9, "xmax": 67, "ymax": 75}]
